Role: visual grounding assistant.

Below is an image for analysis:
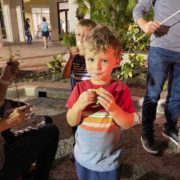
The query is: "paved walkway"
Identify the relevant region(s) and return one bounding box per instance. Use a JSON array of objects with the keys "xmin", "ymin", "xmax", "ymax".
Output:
[{"xmin": 0, "ymin": 40, "xmax": 68, "ymax": 71}]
